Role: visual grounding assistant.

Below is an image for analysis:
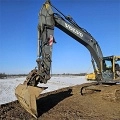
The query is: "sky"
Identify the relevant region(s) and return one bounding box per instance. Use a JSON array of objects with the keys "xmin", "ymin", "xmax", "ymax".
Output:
[{"xmin": 0, "ymin": 0, "xmax": 120, "ymax": 74}]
